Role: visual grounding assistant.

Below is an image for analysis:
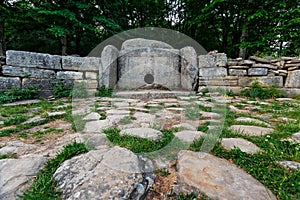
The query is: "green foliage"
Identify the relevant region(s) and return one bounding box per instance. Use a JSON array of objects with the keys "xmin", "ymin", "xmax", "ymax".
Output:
[
  {"xmin": 71, "ymin": 82, "xmax": 88, "ymax": 98},
  {"xmin": 21, "ymin": 141, "xmax": 88, "ymax": 199},
  {"xmin": 240, "ymin": 82, "xmax": 285, "ymax": 100},
  {"xmin": 102, "ymin": 128, "xmax": 174, "ymax": 153},
  {"xmin": 53, "ymin": 82, "xmax": 71, "ymax": 98},
  {"xmin": 155, "ymin": 168, "xmax": 170, "ymax": 177},
  {"xmin": 0, "ymin": 154, "xmax": 17, "ymax": 160},
  {"xmin": 97, "ymin": 86, "xmax": 113, "ymax": 97},
  {"xmin": 0, "ymin": 87, "xmax": 39, "ymax": 104}
]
